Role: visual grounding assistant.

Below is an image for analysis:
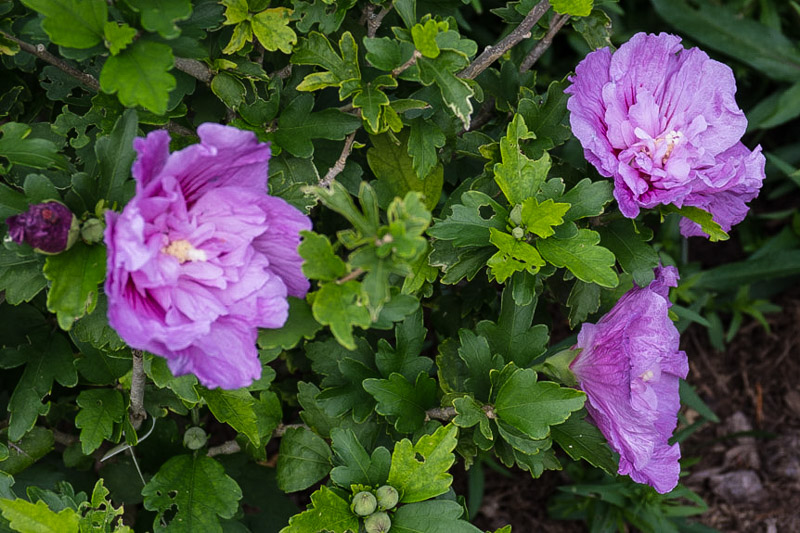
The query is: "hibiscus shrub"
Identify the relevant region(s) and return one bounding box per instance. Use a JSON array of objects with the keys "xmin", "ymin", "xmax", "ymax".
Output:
[{"xmin": 1, "ymin": 0, "xmax": 798, "ymax": 532}]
